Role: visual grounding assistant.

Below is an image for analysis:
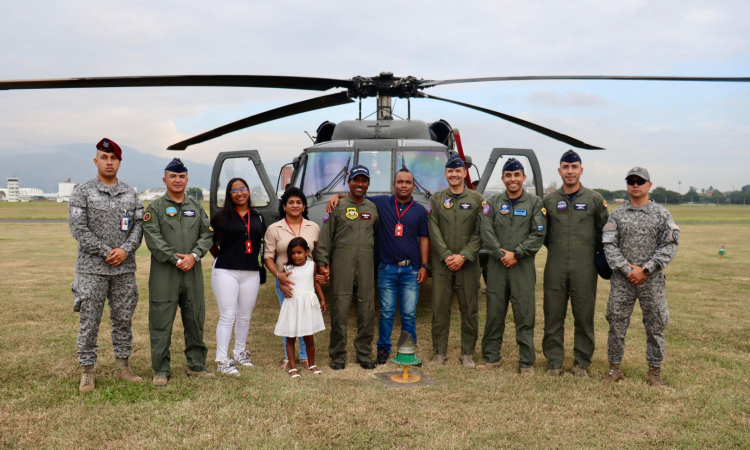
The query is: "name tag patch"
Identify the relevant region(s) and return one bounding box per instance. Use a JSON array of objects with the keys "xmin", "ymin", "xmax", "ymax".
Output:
[
  {"xmin": 574, "ymin": 203, "xmax": 588, "ymax": 211},
  {"xmin": 537, "ymin": 225, "xmax": 544, "ymax": 231},
  {"xmin": 183, "ymin": 209, "xmax": 196, "ymax": 217},
  {"xmin": 361, "ymin": 212, "xmax": 372, "ymax": 220},
  {"xmin": 514, "ymin": 209, "xmax": 527, "ymax": 216},
  {"xmin": 459, "ymin": 203, "xmax": 471, "ymax": 210}
]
